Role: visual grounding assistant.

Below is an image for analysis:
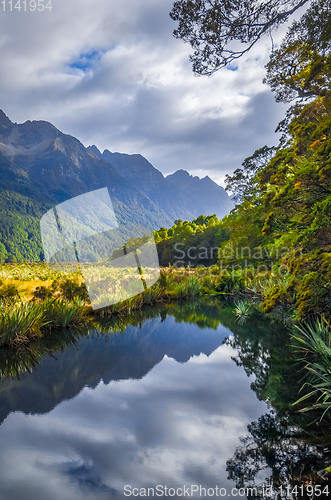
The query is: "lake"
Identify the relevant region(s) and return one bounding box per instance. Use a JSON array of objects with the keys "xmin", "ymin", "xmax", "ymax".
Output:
[{"xmin": 0, "ymin": 299, "xmax": 330, "ymax": 499}]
